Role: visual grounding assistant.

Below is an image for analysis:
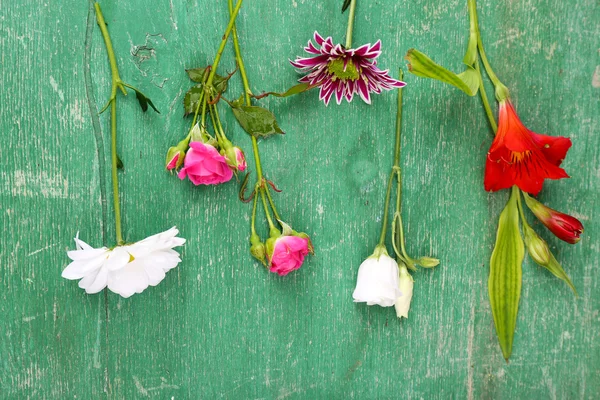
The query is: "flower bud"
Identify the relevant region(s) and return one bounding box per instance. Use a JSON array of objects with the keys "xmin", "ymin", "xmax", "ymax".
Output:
[
  {"xmin": 233, "ymin": 147, "xmax": 247, "ymax": 172},
  {"xmin": 249, "ymin": 233, "xmax": 266, "ymax": 265},
  {"xmin": 416, "ymin": 256, "xmax": 440, "ymax": 268},
  {"xmin": 524, "ymin": 194, "xmax": 584, "ymax": 244},
  {"xmin": 293, "ymin": 231, "xmax": 314, "ymax": 254},
  {"xmin": 523, "ymin": 226, "xmax": 551, "ymax": 266},
  {"xmin": 165, "ymin": 146, "xmax": 185, "ymax": 170},
  {"xmin": 395, "ymin": 264, "xmax": 414, "ymax": 319}
]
